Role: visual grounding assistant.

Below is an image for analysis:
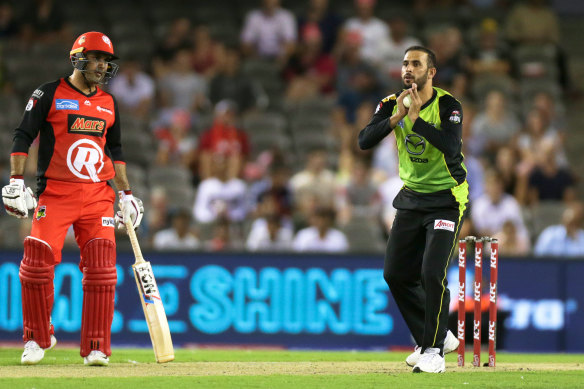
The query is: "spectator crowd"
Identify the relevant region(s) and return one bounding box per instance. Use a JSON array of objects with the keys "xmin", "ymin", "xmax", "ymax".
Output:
[{"xmin": 0, "ymin": 0, "xmax": 582, "ymax": 257}]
